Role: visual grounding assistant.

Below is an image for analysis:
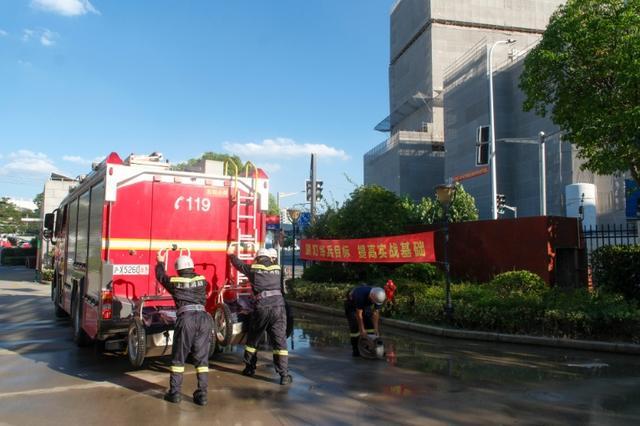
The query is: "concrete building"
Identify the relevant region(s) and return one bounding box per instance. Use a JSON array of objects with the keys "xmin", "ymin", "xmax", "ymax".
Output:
[
  {"xmin": 365, "ymin": 0, "xmax": 565, "ymax": 200},
  {"xmin": 442, "ymin": 44, "xmax": 628, "ymax": 223},
  {"xmin": 37, "ymin": 173, "xmax": 77, "ymax": 270}
]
